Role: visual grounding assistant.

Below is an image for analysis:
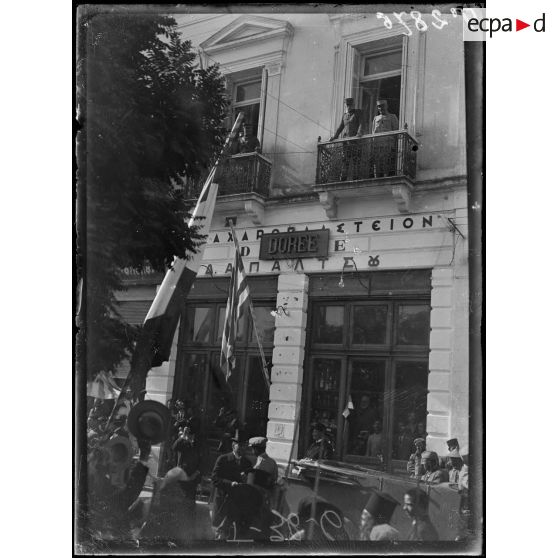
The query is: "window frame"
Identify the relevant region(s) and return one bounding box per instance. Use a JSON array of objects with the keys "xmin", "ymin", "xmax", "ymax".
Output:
[
  {"xmin": 334, "ymin": 30, "xmax": 418, "ymax": 136},
  {"xmin": 301, "ymin": 295, "xmax": 431, "ymax": 473},
  {"xmin": 226, "ymin": 70, "xmax": 267, "ymax": 144},
  {"xmin": 176, "ymin": 298, "xmax": 275, "ymax": 437},
  {"xmin": 358, "ymin": 41, "xmax": 404, "ymax": 134}
]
